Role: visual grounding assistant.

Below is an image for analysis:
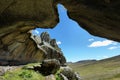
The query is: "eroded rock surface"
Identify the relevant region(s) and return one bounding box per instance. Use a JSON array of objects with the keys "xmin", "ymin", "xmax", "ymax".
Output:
[
  {"xmin": 29, "ymin": 31, "xmax": 66, "ymax": 65},
  {"xmin": 34, "ymin": 59, "xmax": 60, "ymax": 76},
  {"xmin": 0, "ymin": 0, "xmax": 58, "ymax": 28},
  {"xmin": 0, "ymin": 0, "xmax": 59, "ymax": 65},
  {"xmin": 57, "ymin": 66, "xmax": 81, "ymax": 80},
  {"xmin": 0, "ymin": 29, "xmax": 45, "ymax": 65}
]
